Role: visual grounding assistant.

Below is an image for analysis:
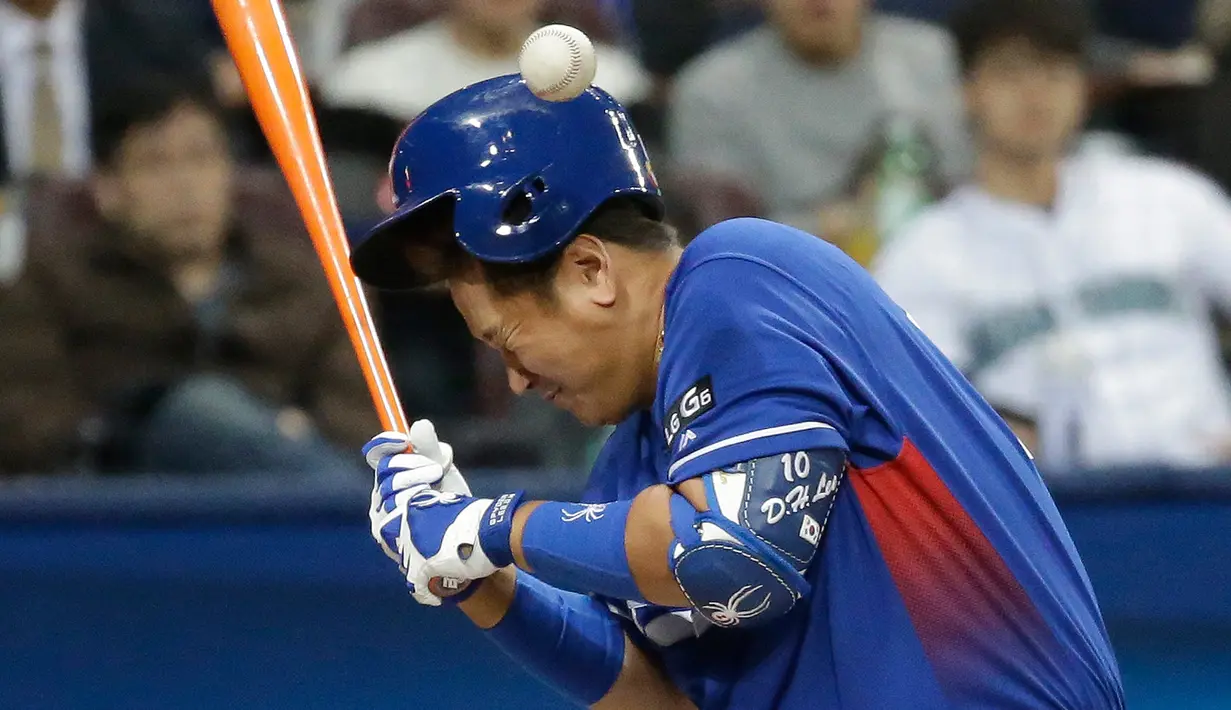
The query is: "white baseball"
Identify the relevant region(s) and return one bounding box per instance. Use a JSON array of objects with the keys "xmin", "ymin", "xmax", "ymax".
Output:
[{"xmin": 518, "ymin": 24, "xmax": 598, "ymax": 102}]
